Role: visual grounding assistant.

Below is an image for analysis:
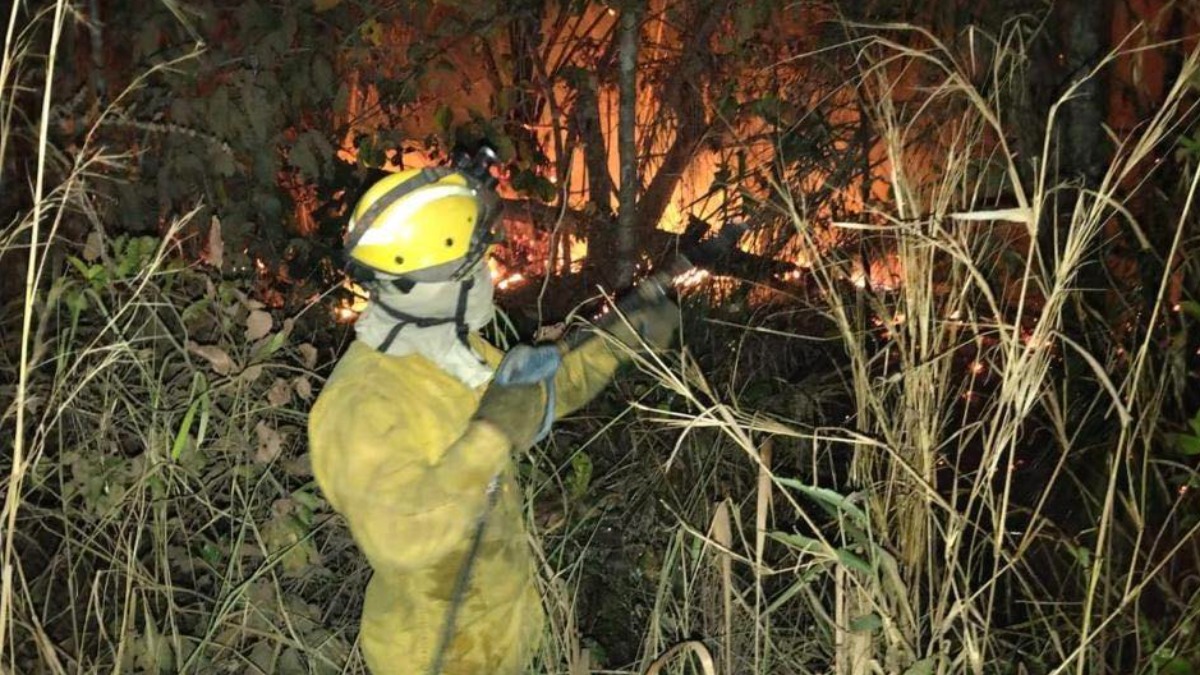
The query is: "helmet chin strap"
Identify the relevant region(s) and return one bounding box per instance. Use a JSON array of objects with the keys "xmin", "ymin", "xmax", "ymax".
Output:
[{"xmin": 371, "ymin": 275, "xmax": 478, "ymax": 355}]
